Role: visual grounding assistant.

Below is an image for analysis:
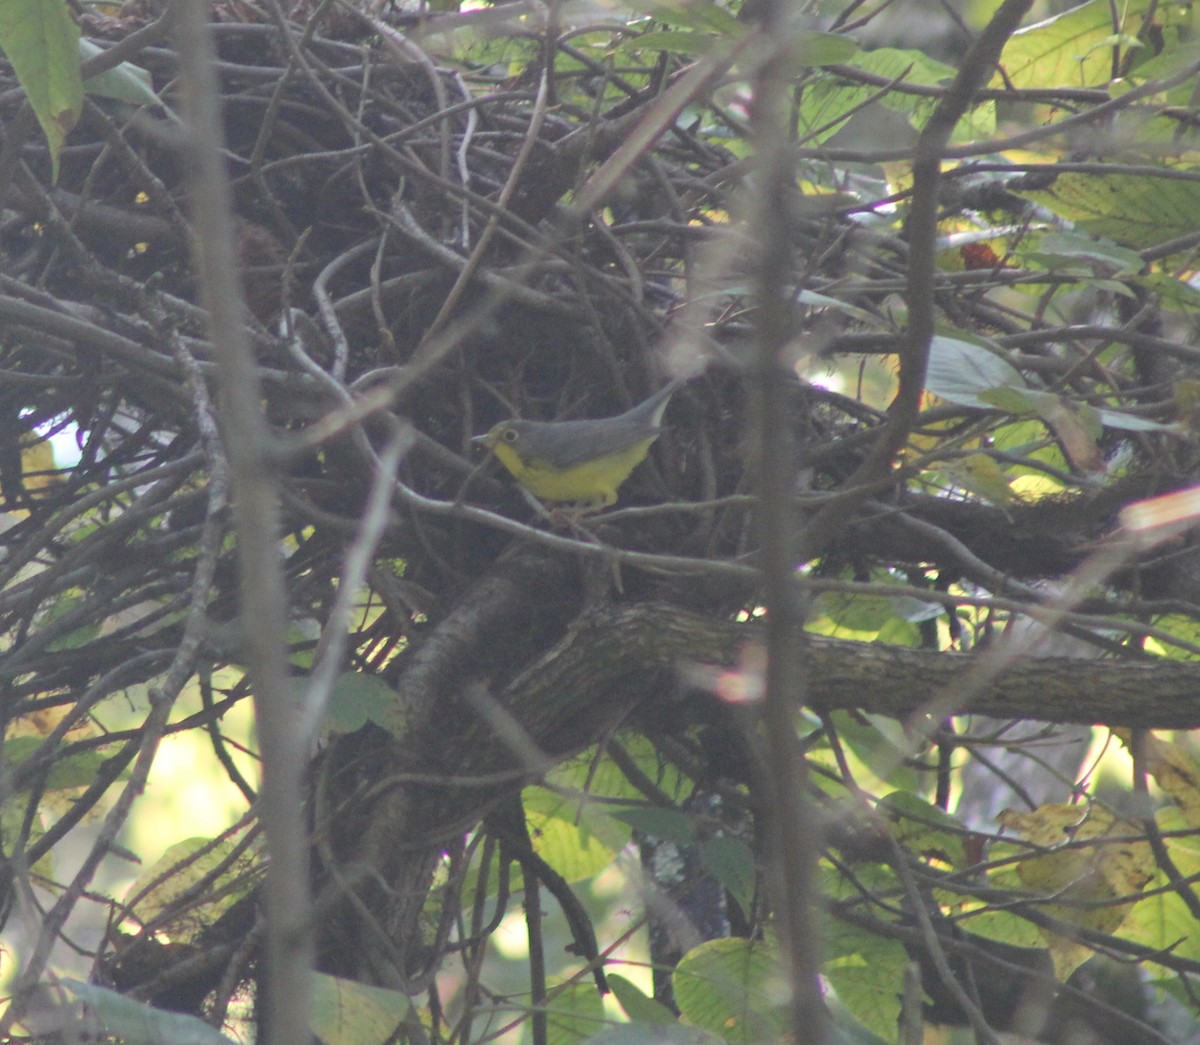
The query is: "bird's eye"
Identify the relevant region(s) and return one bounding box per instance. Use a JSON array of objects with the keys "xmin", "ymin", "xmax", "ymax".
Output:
[{"xmin": 502, "ymin": 428, "xmax": 519, "ymax": 443}]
